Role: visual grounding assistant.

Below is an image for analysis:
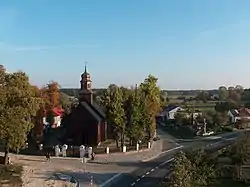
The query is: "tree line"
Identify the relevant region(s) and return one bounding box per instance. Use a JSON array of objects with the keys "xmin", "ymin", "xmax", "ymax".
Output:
[
  {"xmin": 0, "ymin": 65, "xmax": 163, "ymax": 163},
  {"xmin": 0, "ymin": 65, "xmax": 74, "ymax": 164},
  {"xmin": 100, "ymin": 75, "xmax": 162, "ymax": 148}
]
